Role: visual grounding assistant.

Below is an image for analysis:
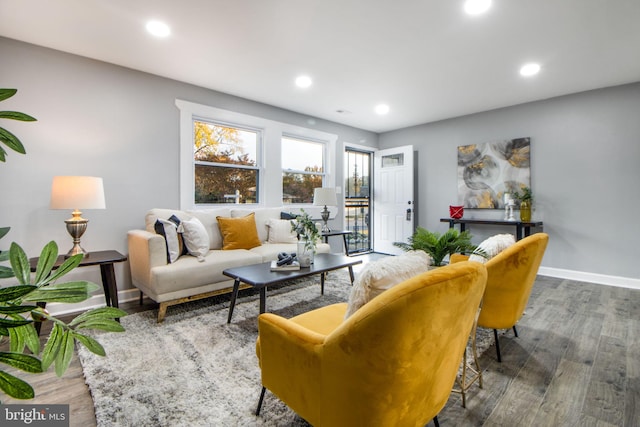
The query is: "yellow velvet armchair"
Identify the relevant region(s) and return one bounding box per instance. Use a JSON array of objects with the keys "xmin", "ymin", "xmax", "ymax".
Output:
[
  {"xmin": 451, "ymin": 232, "xmax": 549, "ymax": 362},
  {"xmin": 255, "ymin": 261, "xmax": 488, "ymax": 426}
]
